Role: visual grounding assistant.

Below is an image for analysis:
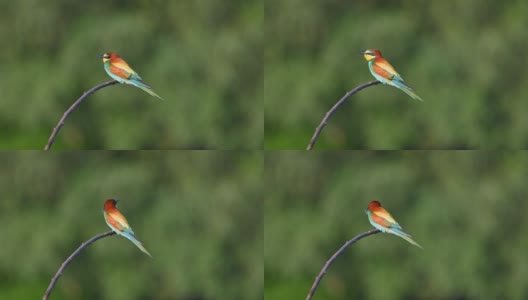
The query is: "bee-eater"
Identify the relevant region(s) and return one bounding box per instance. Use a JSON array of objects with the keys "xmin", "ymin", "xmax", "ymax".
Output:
[
  {"xmin": 99, "ymin": 52, "xmax": 163, "ymax": 100},
  {"xmin": 365, "ymin": 200, "xmax": 423, "ymax": 249},
  {"xmin": 103, "ymin": 199, "xmax": 152, "ymax": 257},
  {"xmin": 359, "ymin": 49, "xmax": 423, "ymax": 101}
]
